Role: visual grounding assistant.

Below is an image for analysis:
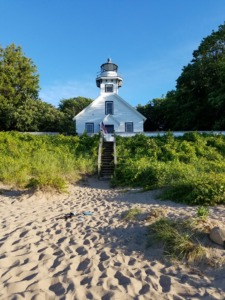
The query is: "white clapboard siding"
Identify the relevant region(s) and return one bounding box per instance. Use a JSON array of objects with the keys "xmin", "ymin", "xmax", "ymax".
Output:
[{"xmin": 74, "ymin": 93, "xmax": 146, "ymax": 134}]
